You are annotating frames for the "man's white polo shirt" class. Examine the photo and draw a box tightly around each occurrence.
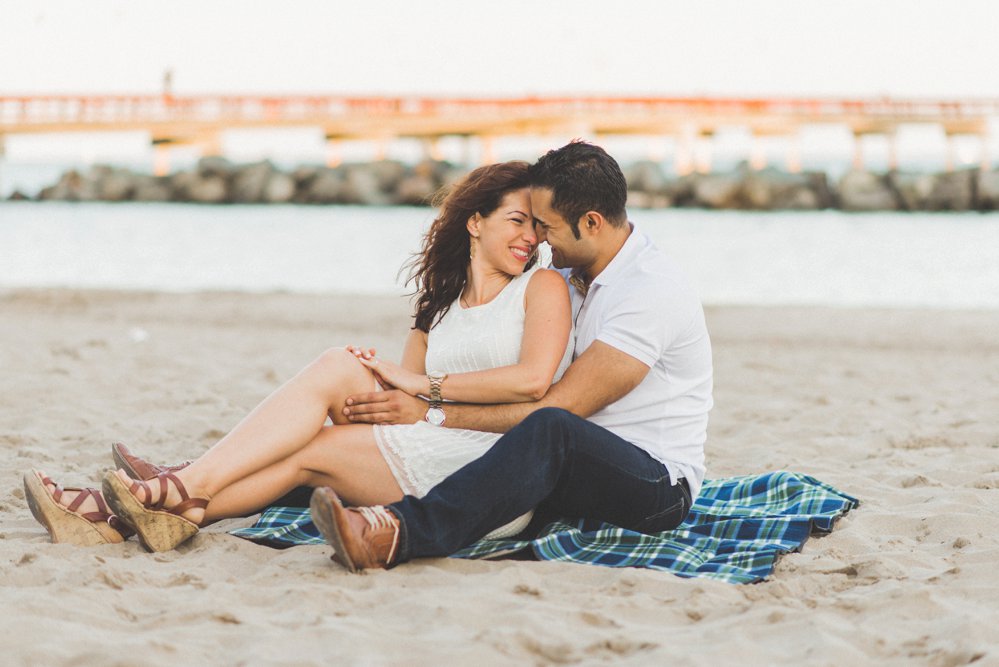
[560,224,713,498]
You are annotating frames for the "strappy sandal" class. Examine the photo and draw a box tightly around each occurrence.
[23,470,134,546]
[101,470,209,553]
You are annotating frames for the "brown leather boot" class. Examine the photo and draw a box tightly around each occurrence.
[111,441,192,481]
[309,487,400,572]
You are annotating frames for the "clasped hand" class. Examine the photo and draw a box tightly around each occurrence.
[342,345,428,425]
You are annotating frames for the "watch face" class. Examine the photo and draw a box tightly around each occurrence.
[425,407,445,426]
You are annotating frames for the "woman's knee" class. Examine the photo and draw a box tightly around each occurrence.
[311,347,361,377]
[308,348,371,401]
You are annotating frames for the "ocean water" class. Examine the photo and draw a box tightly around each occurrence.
[2,202,998,310]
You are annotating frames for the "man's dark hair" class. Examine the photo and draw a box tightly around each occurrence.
[528,140,628,239]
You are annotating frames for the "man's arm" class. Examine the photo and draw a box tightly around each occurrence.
[344,341,650,433]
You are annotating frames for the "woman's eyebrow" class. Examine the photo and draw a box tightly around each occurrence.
[507,209,529,218]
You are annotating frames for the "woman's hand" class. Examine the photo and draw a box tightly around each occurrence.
[349,347,426,397]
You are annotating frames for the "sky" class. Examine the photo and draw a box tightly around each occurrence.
[3,0,999,98]
[2,0,998,173]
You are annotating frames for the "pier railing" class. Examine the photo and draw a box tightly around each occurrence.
[3,94,999,138]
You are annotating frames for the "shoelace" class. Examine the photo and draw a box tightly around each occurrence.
[357,505,400,564]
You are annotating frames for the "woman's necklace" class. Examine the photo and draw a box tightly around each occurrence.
[462,275,512,309]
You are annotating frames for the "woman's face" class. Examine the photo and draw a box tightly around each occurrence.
[470,188,537,275]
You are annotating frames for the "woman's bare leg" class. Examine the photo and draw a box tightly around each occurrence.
[202,424,403,522]
[114,347,380,521]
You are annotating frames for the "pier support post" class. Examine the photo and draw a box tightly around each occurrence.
[479,135,496,165]
[325,138,342,168]
[0,134,5,195]
[153,143,172,177]
[694,132,713,174]
[646,135,668,163]
[673,124,696,176]
[887,132,899,171]
[750,135,767,171]
[852,133,865,171]
[979,130,992,171]
[374,134,392,162]
[786,133,802,173]
[195,133,223,159]
[423,137,443,162]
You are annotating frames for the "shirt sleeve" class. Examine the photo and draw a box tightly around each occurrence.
[595,287,673,368]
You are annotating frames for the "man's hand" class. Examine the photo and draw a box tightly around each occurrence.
[343,389,427,425]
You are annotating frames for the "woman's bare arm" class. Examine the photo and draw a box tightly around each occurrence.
[357,270,571,403]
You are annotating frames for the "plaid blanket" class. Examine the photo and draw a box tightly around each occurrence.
[230,471,858,584]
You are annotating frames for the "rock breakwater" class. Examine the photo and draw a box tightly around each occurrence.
[12,158,999,212]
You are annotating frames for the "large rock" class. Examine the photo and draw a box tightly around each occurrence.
[93,166,136,201]
[169,171,197,201]
[439,166,470,191]
[838,171,897,211]
[888,171,937,211]
[7,190,29,201]
[186,174,228,203]
[339,165,390,205]
[805,172,836,209]
[38,170,99,201]
[231,161,276,203]
[924,169,975,211]
[368,160,408,193]
[412,159,453,186]
[623,160,669,194]
[394,173,437,205]
[196,156,234,179]
[976,169,999,210]
[262,172,296,203]
[131,175,172,202]
[662,175,696,207]
[691,173,743,209]
[626,190,653,209]
[741,168,823,210]
[302,168,343,203]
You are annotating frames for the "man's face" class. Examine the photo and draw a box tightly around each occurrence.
[530,187,591,270]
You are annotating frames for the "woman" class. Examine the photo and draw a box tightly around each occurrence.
[25,161,574,552]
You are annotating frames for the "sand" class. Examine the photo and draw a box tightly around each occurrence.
[1,288,997,666]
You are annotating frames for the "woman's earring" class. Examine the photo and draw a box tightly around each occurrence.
[469,237,477,259]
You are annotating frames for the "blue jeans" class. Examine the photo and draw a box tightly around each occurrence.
[388,407,692,563]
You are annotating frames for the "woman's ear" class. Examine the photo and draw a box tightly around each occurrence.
[466,212,481,237]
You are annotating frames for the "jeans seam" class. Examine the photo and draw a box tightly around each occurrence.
[571,444,671,486]
[387,505,409,565]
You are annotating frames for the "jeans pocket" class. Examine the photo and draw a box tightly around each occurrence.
[632,485,689,535]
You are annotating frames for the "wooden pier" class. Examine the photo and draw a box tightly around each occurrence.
[2,93,997,173]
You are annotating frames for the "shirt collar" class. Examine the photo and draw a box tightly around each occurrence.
[571,222,641,295]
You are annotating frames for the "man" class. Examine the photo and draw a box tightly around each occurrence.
[311,141,713,572]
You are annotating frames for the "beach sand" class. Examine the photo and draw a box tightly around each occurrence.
[1,289,997,666]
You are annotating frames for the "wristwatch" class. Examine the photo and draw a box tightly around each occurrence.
[425,370,448,426]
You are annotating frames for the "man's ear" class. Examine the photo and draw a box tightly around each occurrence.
[582,211,605,234]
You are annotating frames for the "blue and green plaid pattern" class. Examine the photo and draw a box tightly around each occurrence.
[230,471,858,584]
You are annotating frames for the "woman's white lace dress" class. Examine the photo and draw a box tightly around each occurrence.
[373,266,573,538]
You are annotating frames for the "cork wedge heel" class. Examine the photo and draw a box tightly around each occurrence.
[24,470,130,546]
[102,470,208,552]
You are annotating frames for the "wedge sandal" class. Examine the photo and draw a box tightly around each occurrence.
[102,471,208,552]
[24,470,133,546]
